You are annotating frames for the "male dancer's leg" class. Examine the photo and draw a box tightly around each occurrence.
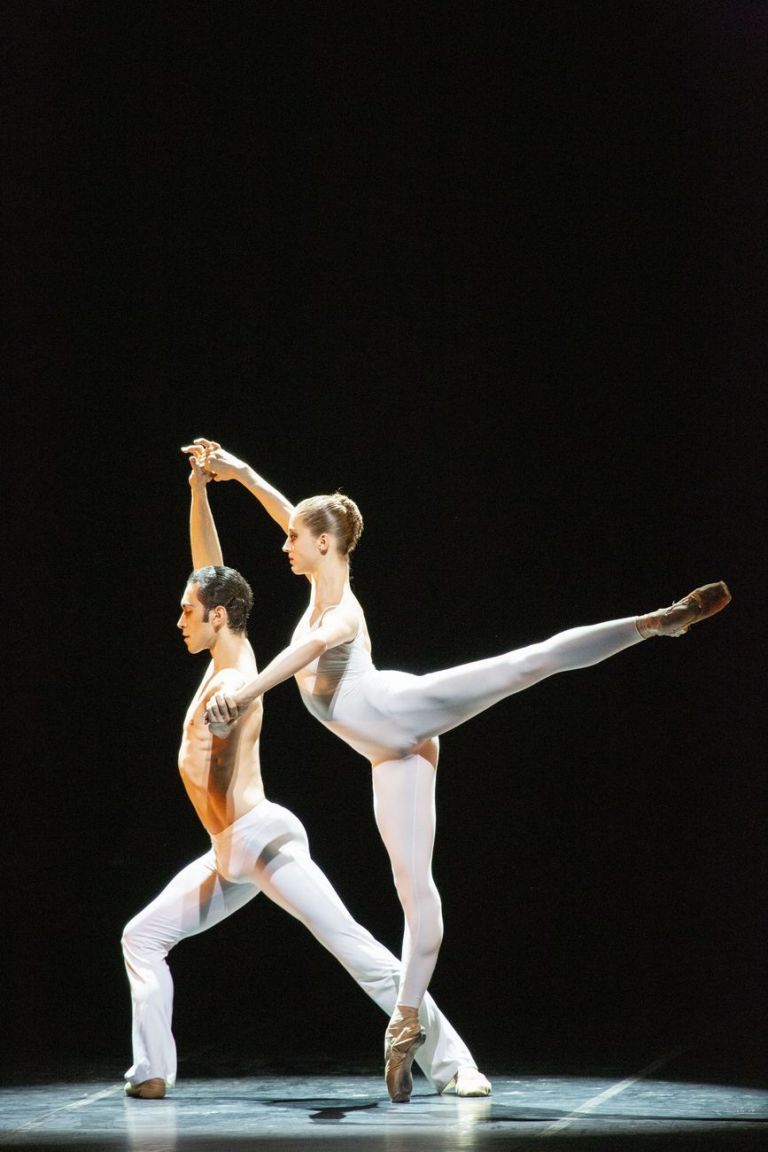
[122,851,258,1088]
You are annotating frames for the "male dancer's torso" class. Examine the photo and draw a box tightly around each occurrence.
[178,642,266,835]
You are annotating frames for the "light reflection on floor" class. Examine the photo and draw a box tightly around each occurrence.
[1,1065,766,1150]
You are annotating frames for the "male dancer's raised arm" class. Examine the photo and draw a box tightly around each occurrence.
[186,450,223,568]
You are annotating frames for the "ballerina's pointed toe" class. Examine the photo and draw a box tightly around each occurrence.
[385,1023,426,1103]
[637,581,731,638]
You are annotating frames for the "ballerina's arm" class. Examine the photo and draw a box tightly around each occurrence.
[181,438,295,534]
[204,604,358,727]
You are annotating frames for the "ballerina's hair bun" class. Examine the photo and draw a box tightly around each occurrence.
[296,492,364,556]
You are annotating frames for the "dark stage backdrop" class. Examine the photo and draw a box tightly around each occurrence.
[4,2,765,1076]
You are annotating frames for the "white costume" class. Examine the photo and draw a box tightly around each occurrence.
[123,669,478,1093]
[292,600,645,1005]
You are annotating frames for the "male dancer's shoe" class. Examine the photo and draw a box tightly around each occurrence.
[442,1067,493,1096]
[385,1007,426,1103]
[636,581,731,638]
[124,1078,166,1099]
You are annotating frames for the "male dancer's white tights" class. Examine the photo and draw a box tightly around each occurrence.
[122,800,476,1092]
[371,617,645,1007]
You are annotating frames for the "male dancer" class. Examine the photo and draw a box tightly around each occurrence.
[121,452,490,1099]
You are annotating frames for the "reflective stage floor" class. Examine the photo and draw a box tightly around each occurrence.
[1,1046,765,1151]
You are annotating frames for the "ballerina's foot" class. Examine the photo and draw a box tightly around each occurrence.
[124,1078,166,1099]
[442,1067,493,1097]
[385,1019,426,1103]
[636,581,731,638]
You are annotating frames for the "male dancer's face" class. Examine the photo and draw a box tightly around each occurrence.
[177,582,216,655]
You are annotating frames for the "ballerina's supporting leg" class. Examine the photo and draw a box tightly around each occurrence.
[372,750,443,1007]
[372,750,441,1100]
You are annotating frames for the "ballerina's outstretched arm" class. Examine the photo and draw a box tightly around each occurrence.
[181,438,295,534]
[203,602,358,730]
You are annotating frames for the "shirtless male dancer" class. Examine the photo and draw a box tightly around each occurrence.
[121,451,491,1099]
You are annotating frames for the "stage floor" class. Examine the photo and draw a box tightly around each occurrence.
[1,1048,765,1150]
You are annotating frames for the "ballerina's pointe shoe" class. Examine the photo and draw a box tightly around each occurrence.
[385,1016,426,1103]
[636,581,732,638]
[124,1078,166,1099]
[442,1067,492,1097]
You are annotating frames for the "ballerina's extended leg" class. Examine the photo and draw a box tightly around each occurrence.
[387,582,732,746]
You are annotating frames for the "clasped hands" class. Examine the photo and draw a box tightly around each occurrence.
[181,438,245,483]
[204,691,243,737]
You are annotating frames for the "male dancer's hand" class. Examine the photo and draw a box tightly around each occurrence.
[204,691,241,732]
[207,719,236,738]
[186,450,212,490]
[181,439,246,483]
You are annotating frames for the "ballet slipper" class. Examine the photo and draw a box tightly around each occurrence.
[636,581,731,638]
[124,1078,166,1099]
[442,1066,493,1096]
[385,1007,426,1103]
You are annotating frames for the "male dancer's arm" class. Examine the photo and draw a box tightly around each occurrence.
[187,453,224,568]
[185,455,240,739]
[181,438,294,533]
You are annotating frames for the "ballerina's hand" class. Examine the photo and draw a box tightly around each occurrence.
[181,438,219,476]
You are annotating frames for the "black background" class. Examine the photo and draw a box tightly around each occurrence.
[4,1,765,1078]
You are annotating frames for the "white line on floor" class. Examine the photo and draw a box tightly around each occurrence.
[540,1047,684,1136]
[65,1085,123,1110]
[1,1084,122,1138]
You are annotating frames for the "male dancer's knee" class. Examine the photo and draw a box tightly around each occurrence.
[121,916,169,993]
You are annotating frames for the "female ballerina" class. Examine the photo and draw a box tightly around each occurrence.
[184,438,731,1103]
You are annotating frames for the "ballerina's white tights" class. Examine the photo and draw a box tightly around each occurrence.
[371,616,644,1007]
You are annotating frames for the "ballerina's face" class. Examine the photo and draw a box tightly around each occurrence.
[282,515,326,576]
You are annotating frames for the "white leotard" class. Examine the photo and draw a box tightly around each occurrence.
[291,604,436,762]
